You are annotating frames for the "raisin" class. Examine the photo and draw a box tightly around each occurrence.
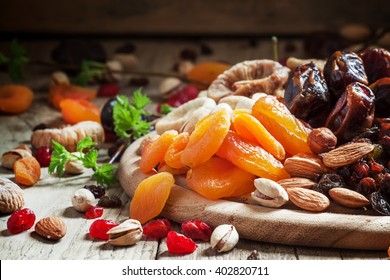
[166,231,197,254]
[7,208,36,234]
[247,250,259,260]
[181,220,213,242]
[32,123,47,131]
[180,49,197,62]
[84,185,106,199]
[89,219,118,240]
[97,195,122,208]
[314,173,346,195]
[129,77,149,87]
[142,219,172,239]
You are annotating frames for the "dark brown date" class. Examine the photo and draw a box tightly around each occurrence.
[325,82,375,142]
[369,77,390,118]
[323,51,368,99]
[97,195,122,208]
[359,47,390,84]
[284,62,330,121]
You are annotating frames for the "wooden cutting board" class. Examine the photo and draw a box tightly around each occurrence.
[117,133,390,250]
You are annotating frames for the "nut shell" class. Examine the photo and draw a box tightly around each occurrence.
[0,178,24,213]
[35,217,67,240]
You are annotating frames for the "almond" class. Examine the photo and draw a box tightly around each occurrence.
[277,177,317,189]
[0,178,24,213]
[35,217,67,240]
[328,187,370,208]
[286,187,330,212]
[322,142,375,168]
[284,153,329,180]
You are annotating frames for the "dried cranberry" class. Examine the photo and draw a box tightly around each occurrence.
[85,206,104,219]
[97,83,121,97]
[97,195,122,208]
[7,208,36,234]
[143,219,172,239]
[84,185,106,198]
[181,219,213,242]
[370,160,385,173]
[89,219,118,240]
[34,146,51,167]
[157,85,199,113]
[355,177,378,197]
[351,160,370,179]
[166,231,197,254]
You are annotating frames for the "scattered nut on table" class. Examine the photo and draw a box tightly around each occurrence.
[1,148,32,170]
[64,152,85,174]
[35,217,67,240]
[107,219,143,246]
[71,188,95,212]
[251,178,289,208]
[210,224,239,253]
[0,177,25,213]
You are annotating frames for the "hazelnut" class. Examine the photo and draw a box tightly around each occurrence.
[307,127,337,154]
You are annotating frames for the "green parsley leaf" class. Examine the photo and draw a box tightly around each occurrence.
[48,140,71,177]
[132,88,151,110]
[74,60,106,86]
[160,103,174,115]
[93,163,117,186]
[82,149,98,169]
[76,135,96,153]
[0,39,29,82]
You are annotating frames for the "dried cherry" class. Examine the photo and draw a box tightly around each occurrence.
[7,208,36,234]
[84,184,106,198]
[323,51,368,99]
[359,47,390,84]
[356,177,378,197]
[97,195,122,208]
[34,146,52,167]
[284,62,330,121]
[166,231,197,255]
[181,219,213,242]
[85,206,104,219]
[89,219,118,240]
[142,219,172,239]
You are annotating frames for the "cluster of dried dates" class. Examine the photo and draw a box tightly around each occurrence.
[284,47,390,215]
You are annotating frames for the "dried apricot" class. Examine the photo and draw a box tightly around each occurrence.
[49,83,97,110]
[14,157,41,186]
[130,172,175,224]
[140,130,178,173]
[233,113,285,160]
[216,131,290,181]
[0,85,34,114]
[186,62,231,90]
[186,157,255,200]
[164,132,190,169]
[181,109,230,168]
[60,98,101,124]
[252,95,311,155]
[157,163,188,175]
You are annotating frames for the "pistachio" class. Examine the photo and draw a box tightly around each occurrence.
[251,178,288,208]
[64,152,85,174]
[1,149,32,170]
[210,224,239,253]
[107,219,143,246]
[71,188,95,212]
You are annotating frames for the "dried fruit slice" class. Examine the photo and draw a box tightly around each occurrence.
[166,231,197,254]
[0,85,34,114]
[60,98,101,124]
[164,132,190,169]
[252,95,311,155]
[139,130,178,173]
[181,109,230,168]
[186,62,231,90]
[186,156,255,200]
[130,172,175,224]
[14,157,41,186]
[233,112,285,160]
[216,131,290,181]
[49,83,97,110]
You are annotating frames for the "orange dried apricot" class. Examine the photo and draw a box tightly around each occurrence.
[186,157,255,200]
[181,109,230,168]
[164,132,190,169]
[157,163,188,175]
[216,131,290,181]
[233,113,285,160]
[0,85,34,114]
[59,98,101,124]
[186,62,231,90]
[252,95,311,155]
[49,83,97,110]
[140,130,178,173]
[130,172,175,224]
[14,157,41,186]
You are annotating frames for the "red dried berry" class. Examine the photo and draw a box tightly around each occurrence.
[89,219,118,240]
[97,83,121,97]
[85,206,104,219]
[166,231,197,255]
[181,219,213,242]
[7,208,36,234]
[34,146,51,167]
[142,219,171,239]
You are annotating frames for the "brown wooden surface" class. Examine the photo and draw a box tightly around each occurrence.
[0,39,388,260]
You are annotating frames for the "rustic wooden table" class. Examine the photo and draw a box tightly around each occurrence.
[0,39,388,260]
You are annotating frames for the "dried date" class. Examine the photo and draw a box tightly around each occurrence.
[359,47,390,84]
[369,77,390,118]
[284,62,330,121]
[97,195,122,208]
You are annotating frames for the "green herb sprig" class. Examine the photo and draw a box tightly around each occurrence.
[48,136,117,186]
[113,89,152,139]
[0,39,29,82]
[74,60,106,86]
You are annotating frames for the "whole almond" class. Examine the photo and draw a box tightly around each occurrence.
[287,187,330,212]
[35,217,67,240]
[284,153,329,180]
[322,142,374,168]
[328,187,370,208]
[277,177,317,189]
